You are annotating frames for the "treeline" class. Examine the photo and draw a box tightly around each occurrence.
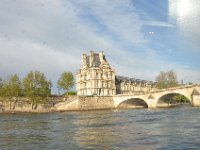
[155,70,190,103]
[155,70,194,89]
[0,71,75,107]
[155,70,178,89]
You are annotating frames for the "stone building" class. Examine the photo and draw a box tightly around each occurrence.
[76,51,116,96]
[76,51,156,96]
[115,76,156,94]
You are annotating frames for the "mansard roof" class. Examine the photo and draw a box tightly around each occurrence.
[86,52,109,68]
[116,75,156,85]
[86,53,100,67]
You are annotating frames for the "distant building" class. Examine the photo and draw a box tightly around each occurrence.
[76,51,156,96]
[115,76,156,94]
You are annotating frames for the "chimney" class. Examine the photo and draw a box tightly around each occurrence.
[90,51,94,67]
[99,51,104,63]
[82,53,87,66]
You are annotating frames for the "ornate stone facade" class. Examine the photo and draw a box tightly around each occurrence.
[76,51,116,96]
[76,51,156,96]
[116,76,156,94]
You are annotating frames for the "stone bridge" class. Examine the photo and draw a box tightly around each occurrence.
[113,85,200,108]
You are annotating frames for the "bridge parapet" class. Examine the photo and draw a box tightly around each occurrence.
[115,85,200,97]
[113,85,200,108]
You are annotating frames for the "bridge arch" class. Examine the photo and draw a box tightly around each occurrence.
[156,92,191,107]
[117,98,148,109]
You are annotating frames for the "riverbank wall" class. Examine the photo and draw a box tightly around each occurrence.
[52,96,114,111]
[0,96,114,113]
[1,95,195,113]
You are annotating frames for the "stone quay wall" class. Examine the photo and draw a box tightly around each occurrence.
[0,96,115,113]
[52,96,114,111]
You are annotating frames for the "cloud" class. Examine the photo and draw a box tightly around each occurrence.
[0,37,80,79]
[70,0,146,45]
[0,0,199,93]
[143,20,174,28]
[0,0,146,90]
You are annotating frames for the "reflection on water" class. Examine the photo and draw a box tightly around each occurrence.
[1,106,200,149]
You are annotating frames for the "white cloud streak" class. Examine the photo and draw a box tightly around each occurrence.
[143,20,174,28]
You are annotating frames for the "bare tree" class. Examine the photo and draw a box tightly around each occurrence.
[156,70,178,89]
[156,71,167,89]
[166,70,177,88]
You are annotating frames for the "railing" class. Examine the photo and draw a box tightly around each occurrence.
[115,84,200,97]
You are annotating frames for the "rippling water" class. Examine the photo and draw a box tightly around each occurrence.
[1,106,200,150]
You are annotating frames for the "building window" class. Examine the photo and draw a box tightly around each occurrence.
[84,74,87,80]
[80,75,82,80]
[94,81,98,88]
[104,72,108,79]
[96,72,98,78]
[106,72,108,78]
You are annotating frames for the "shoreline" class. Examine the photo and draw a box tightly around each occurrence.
[0,107,116,114]
[0,104,192,114]
[0,96,115,113]
[0,96,194,114]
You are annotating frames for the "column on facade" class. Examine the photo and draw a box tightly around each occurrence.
[89,51,94,67]
[108,72,111,80]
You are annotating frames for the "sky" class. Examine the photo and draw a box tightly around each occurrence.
[0,0,200,94]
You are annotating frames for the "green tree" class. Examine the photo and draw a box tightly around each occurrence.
[188,82,193,85]
[0,77,2,86]
[172,94,189,103]
[66,91,77,95]
[23,71,51,109]
[0,77,3,96]
[1,74,21,109]
[156,70,178,89]
[57,72,74,95]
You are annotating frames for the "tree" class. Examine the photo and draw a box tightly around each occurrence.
[57,72,74,95]
[9,74,21,98]
[0,77,2,86]
[167,70,177,87]
[0,77,3,96]
[1,74,21,109]
[66,91,77,95]
[156,71,167,89]
[172,94,189,103]
[188,82,193,85]
[23,71,51,109]
[156,70,178,89]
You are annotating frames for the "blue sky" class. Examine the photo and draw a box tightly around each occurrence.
[0,0,200,93]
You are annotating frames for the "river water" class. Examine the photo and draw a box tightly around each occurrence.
[1,106,200,150]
